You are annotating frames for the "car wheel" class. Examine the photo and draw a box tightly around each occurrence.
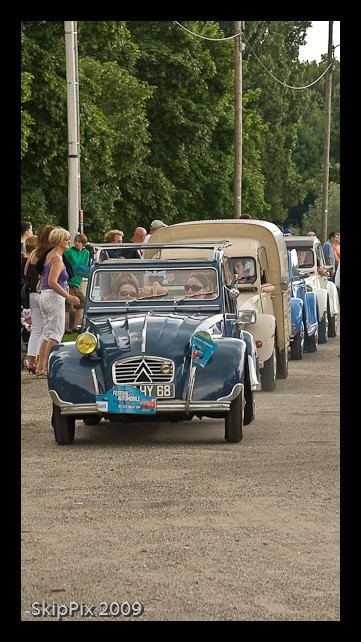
[304,325,318,353]
[327,310,337,338]
[52,404,75,445]
[261,345,276,391]
[318,312,328,344]
[83,416,101,426]
[225,390,243,443]
[243,388,255,425]
[276,346,288,379]
[290,322,304,360]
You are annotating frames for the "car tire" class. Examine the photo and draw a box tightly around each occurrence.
[225,390,243,443]
[83,416,101,426]
[52,404,75,445]
[290,322,304,360]
[327,309,337,338]
[304,326,318,353]
[318,312,328,344]
[261,345,276,392]
[243,387,255,425]
[276,346,288,379]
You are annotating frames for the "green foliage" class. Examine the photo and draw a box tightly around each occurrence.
[21,72,34,158]
[21,20,340,239]
[301,182,340,236]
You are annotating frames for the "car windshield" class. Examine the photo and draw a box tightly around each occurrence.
[90,267,219,302]
[295,249,314,268]
[232,257,257,284]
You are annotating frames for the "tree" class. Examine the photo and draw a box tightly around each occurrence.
[301,181,340,236]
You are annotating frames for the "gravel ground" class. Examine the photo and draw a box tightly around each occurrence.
[21,329,340,622]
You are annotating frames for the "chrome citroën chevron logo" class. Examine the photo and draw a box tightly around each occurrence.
[133,360,154,383]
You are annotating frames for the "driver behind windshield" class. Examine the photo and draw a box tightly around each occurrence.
[184,272,214,299]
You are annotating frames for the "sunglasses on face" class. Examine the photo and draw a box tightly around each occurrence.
[119,290,137,298]
[184,284,203,292]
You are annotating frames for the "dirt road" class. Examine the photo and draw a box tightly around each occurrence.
[21,332,340,621]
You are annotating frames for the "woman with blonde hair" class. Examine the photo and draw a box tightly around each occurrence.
[35,228,80,377]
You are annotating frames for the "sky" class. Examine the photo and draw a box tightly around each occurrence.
[299,21,340,62]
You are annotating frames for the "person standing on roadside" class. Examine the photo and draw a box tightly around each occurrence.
[332,233,340,272]
[21,235,38,371]
[104,229,124,258]
[131,226,147,244]
[21,220,33,255]
[23,225,55,373]
[130,226,147,257]
[335,261,340,302]
[144,220,168,243]
[36,228,80,377]
[323,232,337,280]
[63,233,90,332]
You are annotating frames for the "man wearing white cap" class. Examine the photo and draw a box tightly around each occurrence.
[144,219,168,243]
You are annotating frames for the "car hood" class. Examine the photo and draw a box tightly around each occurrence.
[88,312,211,361]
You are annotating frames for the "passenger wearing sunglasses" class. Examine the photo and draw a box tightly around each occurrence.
[184,272,213,299]
[104,272,168,301]
[118,286,138,300]
[114,274,140,300]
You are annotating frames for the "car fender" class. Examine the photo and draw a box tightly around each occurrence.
[313,287,328,318]
[241,329,260,387]
[326,280,340,317]
[192,337,247,400]
[290,297,303,334]
[304,290,319,329]
[247,313,276,367]
[48,342,103,405]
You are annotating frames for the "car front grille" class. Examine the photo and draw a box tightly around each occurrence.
[113,356,174,385]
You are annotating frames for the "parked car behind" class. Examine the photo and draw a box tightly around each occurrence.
[284,236,339,342]
[288,249,319,359]
[48,242,259,445]
[150,219,292,392]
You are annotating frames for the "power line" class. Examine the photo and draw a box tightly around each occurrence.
[173,21,240,41]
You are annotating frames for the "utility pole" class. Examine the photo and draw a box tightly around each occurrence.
[64,21,81,241]
[73,22,83,235]
[320,21,333,244]
[234,21,243,218]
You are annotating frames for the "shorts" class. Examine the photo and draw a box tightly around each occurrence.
[66,285,85,311]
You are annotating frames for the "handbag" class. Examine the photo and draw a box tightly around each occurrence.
[21,278,30,309]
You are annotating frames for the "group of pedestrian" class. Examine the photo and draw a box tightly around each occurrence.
[21,225,81,376]
[21,219,169,375]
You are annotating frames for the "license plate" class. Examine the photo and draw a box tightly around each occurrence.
[135,384,175,398]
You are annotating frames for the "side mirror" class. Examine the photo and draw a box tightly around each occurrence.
[238,309,257,325]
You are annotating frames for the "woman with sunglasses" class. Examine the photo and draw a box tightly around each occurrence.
[184,272,213,299]
[115,274,140,300]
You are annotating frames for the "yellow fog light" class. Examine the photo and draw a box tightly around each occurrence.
[76,332,97,355]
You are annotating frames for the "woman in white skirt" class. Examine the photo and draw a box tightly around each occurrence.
[36,228,80,377]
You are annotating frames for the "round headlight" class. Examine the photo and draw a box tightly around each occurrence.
[76,332,97,355]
